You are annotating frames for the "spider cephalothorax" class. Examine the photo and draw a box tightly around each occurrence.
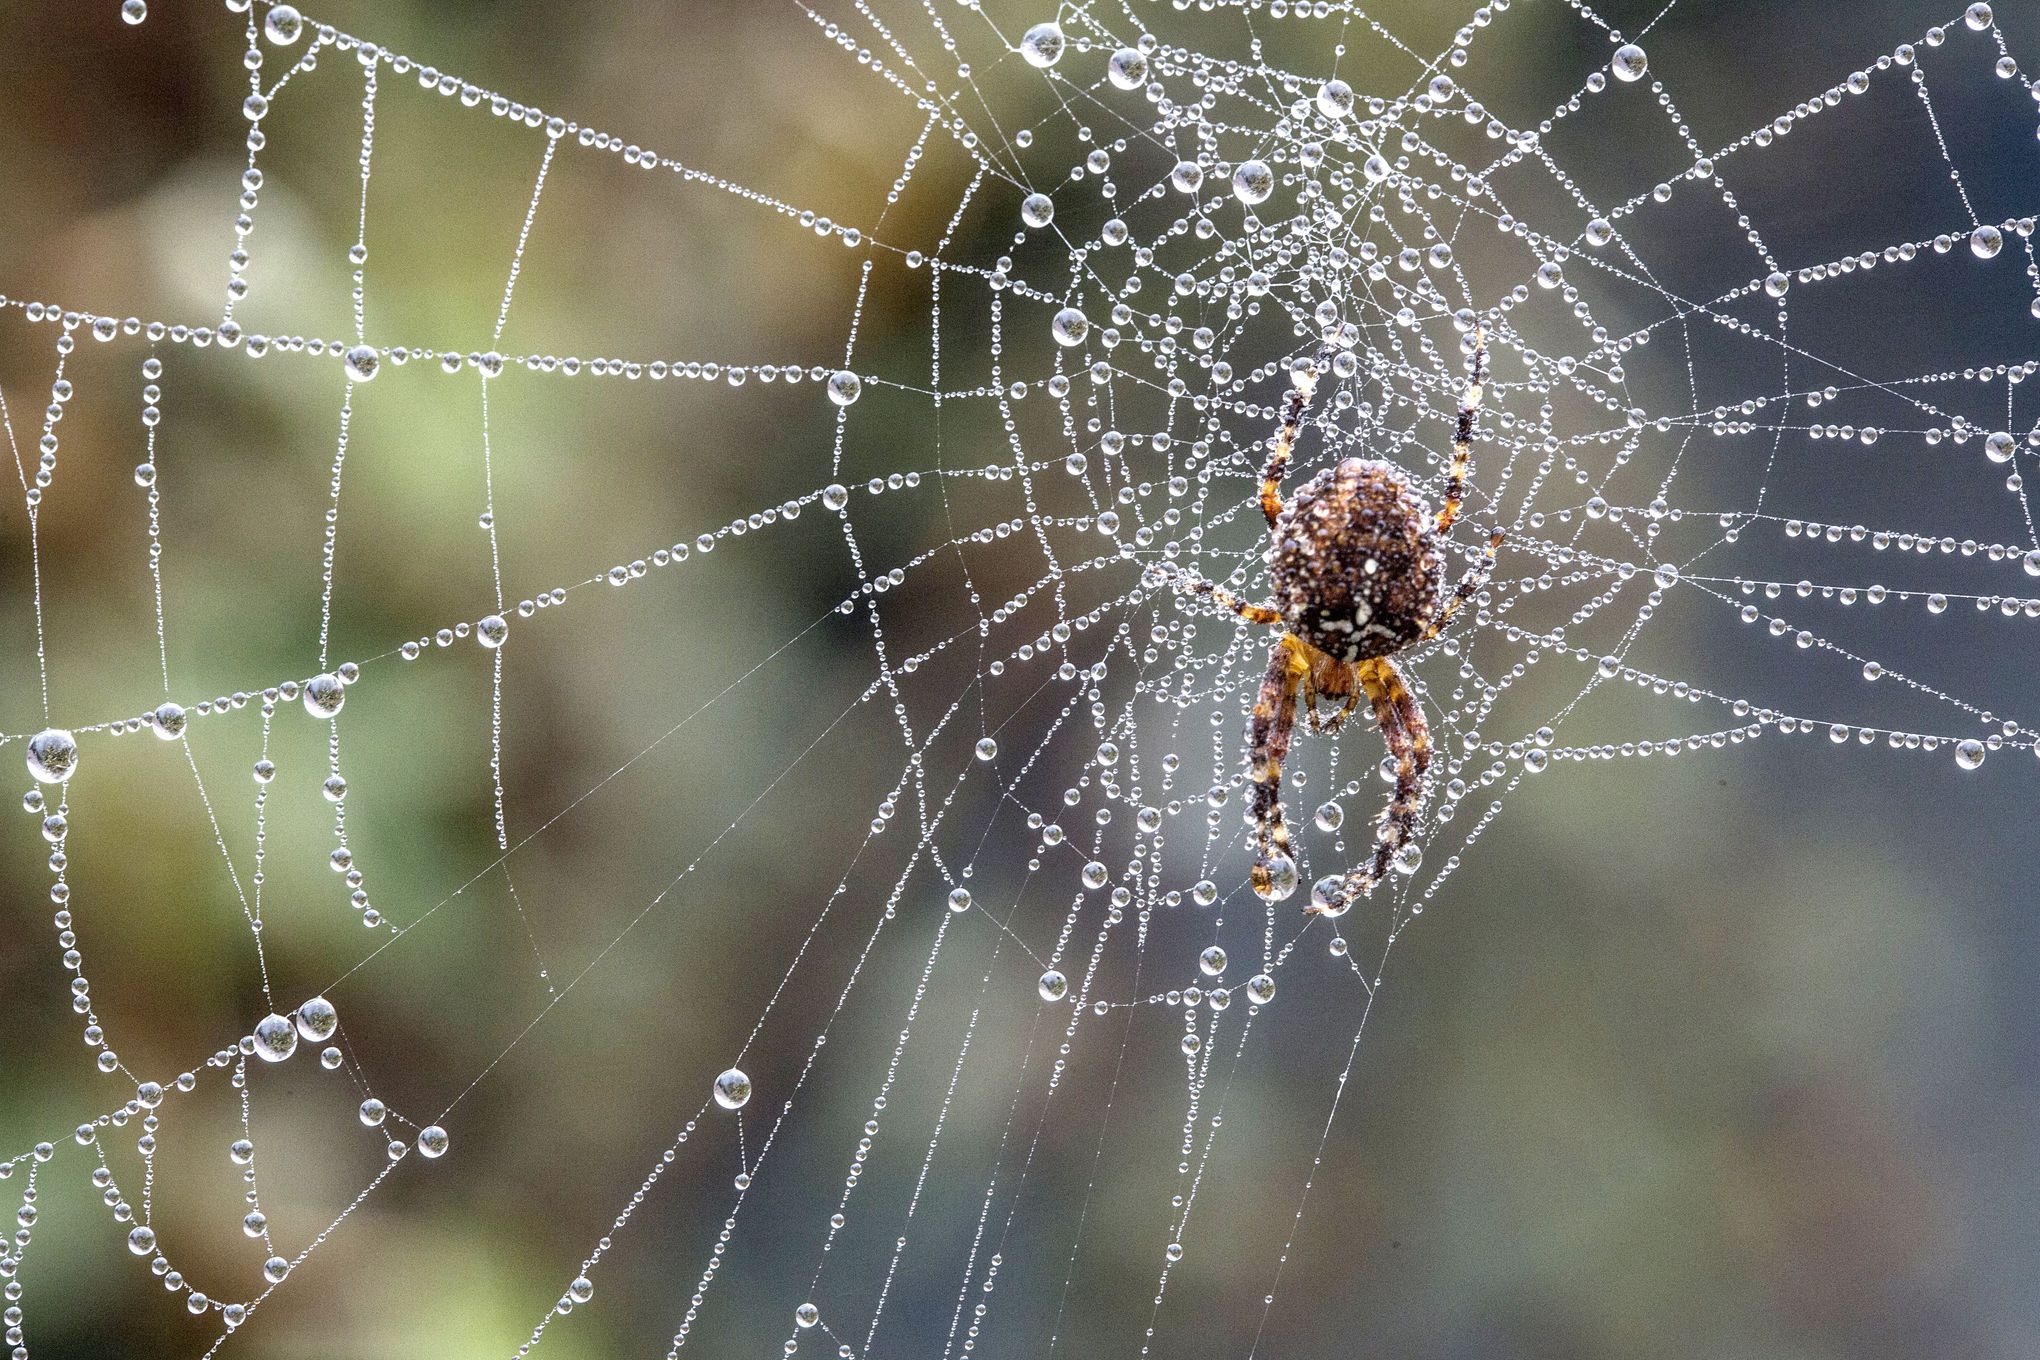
[1170,337,1501,914]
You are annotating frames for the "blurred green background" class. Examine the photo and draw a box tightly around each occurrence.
[1,1,2038,1357]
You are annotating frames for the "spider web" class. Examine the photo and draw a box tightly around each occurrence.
[2,0,2037,1354]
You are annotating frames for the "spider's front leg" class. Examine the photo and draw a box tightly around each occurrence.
[1306,656,1430,914]
[1246,634,1311,901]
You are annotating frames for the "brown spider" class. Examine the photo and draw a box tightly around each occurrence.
[1169,336,1501,914]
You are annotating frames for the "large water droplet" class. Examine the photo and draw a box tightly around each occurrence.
[713,1068,752,1110]
[303,672,346,719]
[252,1014,298,1063]
[26,728,78,784]
[1255,854,1299,902]
[1018,22,1064,68]
[263,4,302,44]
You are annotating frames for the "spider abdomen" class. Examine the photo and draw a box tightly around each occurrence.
[1269,457,1442,663]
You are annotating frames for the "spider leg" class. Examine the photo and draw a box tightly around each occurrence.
[1421,530,1504,641]
[1247,634,1311,899]
[1261,347,1334,528]
[1435,325,1487,535]
[1306,656,1430,914]
[1157,567,1283,627]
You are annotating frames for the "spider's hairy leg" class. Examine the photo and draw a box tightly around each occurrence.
[1306,656,1430,914]
[1260,346,1334,528]
[1436,325,1487,535]
[1157,567,1282,626]
[1247,634,1311,900]
[1422,529,1504,641]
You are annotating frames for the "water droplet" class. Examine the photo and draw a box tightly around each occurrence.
[1021,193,1055,229]
[1051,307,1089,347]
[1308,874,1349,916]
[1018,22,1064,68]
[1584,218,1614,247]
[294,996,338,1042]
[1955,739,1986,770]
[343,345,380,382]
[1313,801,1343,832]
[948,887,972,913]
[795,1303,820,1329]
[252,1014,298,1063]
[1315,79,1354,120]
[1967,3,1994,30]
[415,1125,450,1158]
[1611,44,1649,82]
[149,702,186,740]
[127,1225,156,1255]
[303,672,346,719]
[1231,160,1274,205]
[1107,48,1148,91]
[827,370,861,406]
[1255,854,1299,902]
[26,728,78,784]
[120,0,147,24]
[1081,860,1109,889]
[714,1068,752,1110]
[1199,946,1227,976]
[1245,973,1276,1006]
[359,1098,386,1126]
[1037,969,1067,1001]
[975,737,999,761]
[477,614,510,648]
[262,4,302,44]
[1972,225,2004,259]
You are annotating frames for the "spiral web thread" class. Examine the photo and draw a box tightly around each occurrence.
[2,0,2038,1354]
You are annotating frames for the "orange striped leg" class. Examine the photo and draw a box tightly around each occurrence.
[1437,326,1486,534]
[1307,656,1430,913]
[1247,635,1310,900]
[1260,349,1332,528]
[1423,530,1503,641]
[1161,568,1282,627]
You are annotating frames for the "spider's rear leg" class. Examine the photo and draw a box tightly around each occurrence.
[1422,530,1504,641]
[1247,635,1311,901]
[1305,656,1430,914]
[1435,326,1487,535]
[1157,567,1282,627]
[1260,348,1333,527]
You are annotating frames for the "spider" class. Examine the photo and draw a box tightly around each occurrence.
[1167,335,1501,914]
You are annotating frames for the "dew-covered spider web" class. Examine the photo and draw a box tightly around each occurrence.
[3,0,2040,1354]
